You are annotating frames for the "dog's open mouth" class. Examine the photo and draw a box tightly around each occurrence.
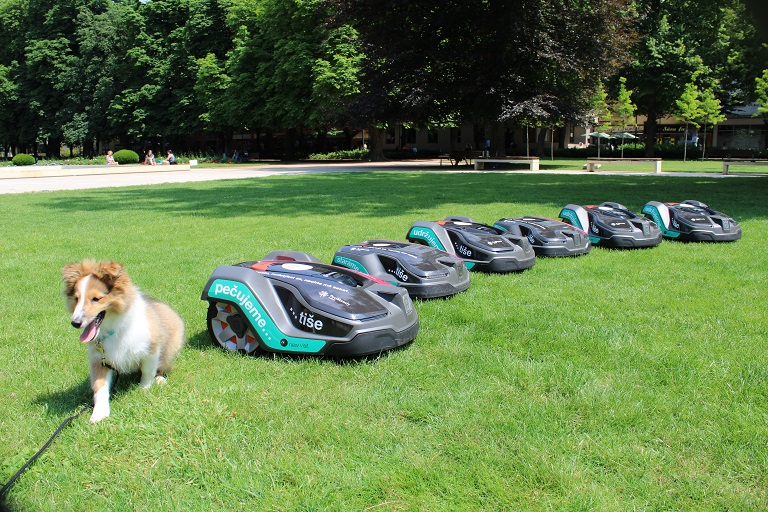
[80,311,106,343]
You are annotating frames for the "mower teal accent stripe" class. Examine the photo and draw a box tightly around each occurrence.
[588,235,601,244]
[641,205,680,238]
[464,262,476,270]
[208,279,326,353]
[559,209,583,230]
[492,223,507,231]
[332,255,368,274]
[407,227,446,251]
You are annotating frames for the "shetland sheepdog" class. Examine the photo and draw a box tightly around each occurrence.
[62,260,185,423]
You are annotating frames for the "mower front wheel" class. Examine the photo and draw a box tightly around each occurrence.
[206,301,262,355]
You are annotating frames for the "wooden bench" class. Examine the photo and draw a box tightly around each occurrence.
[722,159,768,175]
[586,158,662,173]
[474,156,540,171]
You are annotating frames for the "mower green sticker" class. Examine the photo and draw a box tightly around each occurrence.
[208,279,327,353]
[332,255,368,274]
[408,227,446,251]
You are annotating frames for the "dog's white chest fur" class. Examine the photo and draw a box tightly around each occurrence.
[91,295,153,373]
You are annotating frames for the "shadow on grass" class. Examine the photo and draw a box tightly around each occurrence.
[33,375,142,417]
[40,172,768,221]
[189,326,412,364]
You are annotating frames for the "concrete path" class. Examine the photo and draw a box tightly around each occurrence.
[0,159,759,195]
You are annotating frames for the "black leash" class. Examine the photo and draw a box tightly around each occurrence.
[0,404,92,500]
[1,371,119,502]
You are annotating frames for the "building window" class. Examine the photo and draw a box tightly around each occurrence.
[427,129,438,144]
[404,128,416,144]
[717,125,766,149]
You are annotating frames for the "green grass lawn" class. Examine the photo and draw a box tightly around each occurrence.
[1,172,767,510]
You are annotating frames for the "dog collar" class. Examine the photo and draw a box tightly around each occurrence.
[95,330,115,343]
[93,333,117,371]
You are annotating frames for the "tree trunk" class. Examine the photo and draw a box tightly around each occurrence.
[367,126,387,161]
[644,116,657,157]
[284,127,297,160]
[486,121,506,157]
[536,128,547,157]
[316,130,327,154]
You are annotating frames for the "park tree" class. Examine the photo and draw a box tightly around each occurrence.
[611,77,637,157]
[624,0,764,156]
[674,80,704,161]
[0,63,18,155]
[756,69,768,116]
[755,69,768,150]
[225,0,355,158]
[71,1,151,156]
[332,0,633,160]
[698,86,726,158]
[587,83,612,158]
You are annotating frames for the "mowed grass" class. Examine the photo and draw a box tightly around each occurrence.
[0,171,767,511]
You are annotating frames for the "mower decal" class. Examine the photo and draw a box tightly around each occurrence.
[208,279,326,353]
[641,205,680,238]
[408,227,446,251]
[332,255,369,274]
[559,209,583,230]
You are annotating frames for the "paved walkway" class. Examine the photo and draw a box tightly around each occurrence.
[0,159,759,195]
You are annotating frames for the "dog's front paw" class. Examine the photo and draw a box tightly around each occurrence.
[90,404,110,423]
[155,375,167,385]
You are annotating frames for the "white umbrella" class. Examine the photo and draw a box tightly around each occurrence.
[587,132,611,158]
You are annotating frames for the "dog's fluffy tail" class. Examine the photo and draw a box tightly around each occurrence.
[146,298,185,375]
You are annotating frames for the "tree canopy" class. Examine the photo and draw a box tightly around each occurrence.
[0,0,762,158]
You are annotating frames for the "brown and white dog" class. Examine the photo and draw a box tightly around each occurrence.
[62,260,185,423]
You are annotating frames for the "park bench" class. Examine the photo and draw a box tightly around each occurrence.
[722,159,768,175]
[585,157,662,173]
[439,150,483,166]
[474,156,540,171]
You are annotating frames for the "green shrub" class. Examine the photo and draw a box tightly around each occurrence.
[11,153,35,166]
[113,149,140,164]
[308,149,369,160]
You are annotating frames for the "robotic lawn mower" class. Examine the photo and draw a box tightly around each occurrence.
[493,216,592,257]
[201,251,419,357]
[641,200,741,242]
[331,240,471,299]
[406,216,536,272]
[558,202,662,248]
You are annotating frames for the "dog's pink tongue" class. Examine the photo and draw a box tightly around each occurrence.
[80,321,99,343]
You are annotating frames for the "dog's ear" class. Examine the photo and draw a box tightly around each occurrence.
[62,262,85,296]
[96,261,124,287]
[62,263,82,283]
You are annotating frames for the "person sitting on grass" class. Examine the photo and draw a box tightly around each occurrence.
[144,150,156,165]
[162,149,177,165]
[105,150,119,165]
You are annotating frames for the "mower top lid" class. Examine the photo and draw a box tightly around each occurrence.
[341,240,461,275]
[437,217,521,252]
[235,259,394,321]
[673,200,736,225]
[495,216,588,238]
[585,202,649,230]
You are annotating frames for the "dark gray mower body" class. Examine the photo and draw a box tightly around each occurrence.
[493,216,592,257]
[332,240,470,299]
[559,202,662,249]
[641,200,741,242]
[405,217,535,272]
[201,251,418,357]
